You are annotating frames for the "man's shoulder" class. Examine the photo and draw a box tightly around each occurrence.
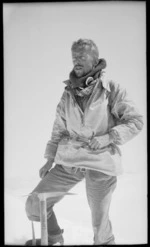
[101,77,124,94]
[61,79,71,92]
[60,80,72,100]
[63,79,70,87]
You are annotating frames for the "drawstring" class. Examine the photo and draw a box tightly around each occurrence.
[80,168,86,172]
[71,167,78,173]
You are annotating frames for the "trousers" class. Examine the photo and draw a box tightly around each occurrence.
[25,164,117,245]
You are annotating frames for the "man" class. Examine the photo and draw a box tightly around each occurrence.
[25,39,143,245]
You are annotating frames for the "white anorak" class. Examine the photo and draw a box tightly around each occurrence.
[44,78,143,176]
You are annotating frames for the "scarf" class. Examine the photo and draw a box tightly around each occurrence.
[68,58,106,97]
[74,78,97,97]
[69,58,106,89]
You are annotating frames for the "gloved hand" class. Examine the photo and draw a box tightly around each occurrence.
[88,134,112,150]
[39,159,53,179]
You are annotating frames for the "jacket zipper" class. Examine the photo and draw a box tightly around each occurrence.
[69,79,100,126]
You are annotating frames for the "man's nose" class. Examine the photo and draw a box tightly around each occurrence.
[74,59,81,66]
[74,60,78,66]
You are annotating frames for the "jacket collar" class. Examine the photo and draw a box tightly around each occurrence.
[63,76,111,93]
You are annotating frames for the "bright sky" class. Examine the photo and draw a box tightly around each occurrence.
[4,2,146,179]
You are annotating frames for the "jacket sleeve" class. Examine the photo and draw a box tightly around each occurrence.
[108,81,144,145]
[44,91,67,161]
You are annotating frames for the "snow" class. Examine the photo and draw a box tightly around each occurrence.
[5,171,147,245]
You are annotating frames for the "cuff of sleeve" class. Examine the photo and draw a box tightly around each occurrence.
[96,133,112,147]
[44,141,58,160]
[108,129,121,144]
[44,156,54,162]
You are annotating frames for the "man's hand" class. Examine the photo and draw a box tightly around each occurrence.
[39,159,53,179]
[88,134,112,150]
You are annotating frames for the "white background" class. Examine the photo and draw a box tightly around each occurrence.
[4,2,147,245]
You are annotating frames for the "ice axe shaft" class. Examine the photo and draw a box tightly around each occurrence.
[31,221,36,245]
[38,193,48,245]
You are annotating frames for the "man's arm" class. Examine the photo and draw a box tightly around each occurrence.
[108,81,143,145]
[39,91,67,178]
[89,81,143,150]
[44,91,67,161]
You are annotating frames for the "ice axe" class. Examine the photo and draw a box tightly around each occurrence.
[25,191,77,246]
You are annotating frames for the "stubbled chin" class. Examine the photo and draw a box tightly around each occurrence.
[74,70,83,78]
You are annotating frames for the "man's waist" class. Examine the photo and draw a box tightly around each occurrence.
[61,133,93,144]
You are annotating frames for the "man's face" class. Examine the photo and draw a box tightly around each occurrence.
[72,49,95,78]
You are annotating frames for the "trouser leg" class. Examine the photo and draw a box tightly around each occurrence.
[85,170,117,245]
[25,164,84,237]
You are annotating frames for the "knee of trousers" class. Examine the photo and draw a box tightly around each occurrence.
[25,194,53,222]
[25,194,41,222]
